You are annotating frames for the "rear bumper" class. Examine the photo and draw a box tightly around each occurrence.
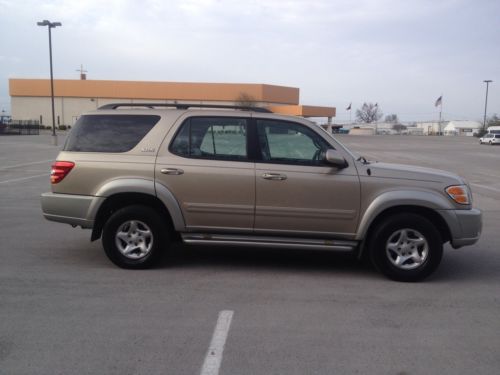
[438,208,482,248]
[41,192,104,228]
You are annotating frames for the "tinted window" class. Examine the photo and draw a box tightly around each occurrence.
[64,115,160,152]
[170,117,248,160]
[257,119,330,165]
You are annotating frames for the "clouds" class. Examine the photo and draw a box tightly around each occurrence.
[0,0,499,121]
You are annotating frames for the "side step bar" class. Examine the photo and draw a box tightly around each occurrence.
[181,233,358,252]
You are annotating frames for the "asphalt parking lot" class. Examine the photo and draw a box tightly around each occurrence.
[1,132,499,374]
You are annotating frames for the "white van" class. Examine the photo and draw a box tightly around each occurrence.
[487,126,500,135]
[479,133,500,145]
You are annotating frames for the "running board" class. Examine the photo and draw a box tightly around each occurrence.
[181,233,358,252]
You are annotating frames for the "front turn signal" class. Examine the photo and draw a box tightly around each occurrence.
[445,185,470,205]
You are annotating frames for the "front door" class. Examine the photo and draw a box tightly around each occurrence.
[254,119,360,238]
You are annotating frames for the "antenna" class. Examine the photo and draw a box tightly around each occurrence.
[76,64,88,80]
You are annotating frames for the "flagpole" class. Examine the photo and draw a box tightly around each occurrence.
[435,95,443,135]
[346,102,352,125]
[439,98,443,135]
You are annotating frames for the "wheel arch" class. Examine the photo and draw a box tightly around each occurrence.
[358,205,452,259]
[91,192,182,242]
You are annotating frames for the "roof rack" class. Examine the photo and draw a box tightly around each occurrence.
[98,103,272,113]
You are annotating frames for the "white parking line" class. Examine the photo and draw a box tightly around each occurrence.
[0,159,53,170]
[200,310,234,375]
[0,173,48,185]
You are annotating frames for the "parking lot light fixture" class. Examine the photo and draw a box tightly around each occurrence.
[483,80,493,133]
[37,20,62,146]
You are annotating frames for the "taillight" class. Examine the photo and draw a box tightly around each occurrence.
[50,161,75,184]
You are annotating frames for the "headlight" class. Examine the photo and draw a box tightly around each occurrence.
[445,185,470,205]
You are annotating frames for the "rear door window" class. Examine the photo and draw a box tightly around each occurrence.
[170,117,248,161]
[64,115,160,152]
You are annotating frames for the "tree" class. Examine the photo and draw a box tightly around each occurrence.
[235,92,256,108]
[487,114,500,128]
[477,114,500,136]
[356,102,383,123]
[385,114,399,123]
[392,123,407,133]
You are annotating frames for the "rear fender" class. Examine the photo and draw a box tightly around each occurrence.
[91,178,185,231]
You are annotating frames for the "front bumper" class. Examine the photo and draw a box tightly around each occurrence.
[41,192,104,228]
[438,208,482,248]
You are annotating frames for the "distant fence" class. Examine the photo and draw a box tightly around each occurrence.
[0,120,40,135]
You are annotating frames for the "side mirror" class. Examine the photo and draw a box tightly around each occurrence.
[325,149,348,169]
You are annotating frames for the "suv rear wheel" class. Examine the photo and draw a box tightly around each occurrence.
[102,205,169,269]
[369,213,443,282]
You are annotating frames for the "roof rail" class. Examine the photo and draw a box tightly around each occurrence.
[98,103,272,113]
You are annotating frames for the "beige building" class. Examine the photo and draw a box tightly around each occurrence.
[9,78,335,126]
[443,120,482,136]
[414,120,482,136]
[414,121,447,135]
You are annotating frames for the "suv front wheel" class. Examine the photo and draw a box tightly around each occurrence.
[369,213,443,282]
[102,205,169,269]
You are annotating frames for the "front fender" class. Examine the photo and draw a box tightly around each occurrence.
[355,190,455,240]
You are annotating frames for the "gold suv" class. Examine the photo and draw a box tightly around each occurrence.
[41,104,482,281]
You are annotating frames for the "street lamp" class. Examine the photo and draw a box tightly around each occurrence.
[37,20,62,146]
[483,80,493,133]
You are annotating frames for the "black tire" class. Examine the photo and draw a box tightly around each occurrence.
[102,205,170,269]
[368,213,443,282]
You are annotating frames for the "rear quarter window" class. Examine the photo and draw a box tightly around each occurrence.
[64,115,160,152]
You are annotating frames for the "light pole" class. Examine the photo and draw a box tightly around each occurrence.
[483,80,493,133]
[37,20,62,145]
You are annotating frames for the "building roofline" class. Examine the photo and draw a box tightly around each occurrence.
[266,104,336,118]
[9,78,300,105]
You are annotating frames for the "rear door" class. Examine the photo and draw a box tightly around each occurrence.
[155,116,255,232]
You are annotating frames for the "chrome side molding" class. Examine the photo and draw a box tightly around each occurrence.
[181,233,358,252]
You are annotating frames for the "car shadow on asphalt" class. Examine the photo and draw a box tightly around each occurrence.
[70,239,495,283]
[159,242,378,278]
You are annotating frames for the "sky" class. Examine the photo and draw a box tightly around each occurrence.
[0,0,499,122]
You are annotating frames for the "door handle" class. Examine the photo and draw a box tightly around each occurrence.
[160,168,184,175]
[262,173,287,181]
